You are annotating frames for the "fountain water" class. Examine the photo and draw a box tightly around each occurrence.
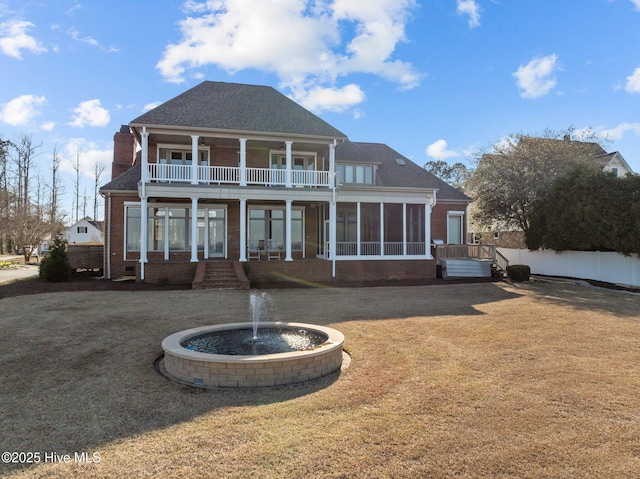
[160,290,345,388]
[249,291,272,340]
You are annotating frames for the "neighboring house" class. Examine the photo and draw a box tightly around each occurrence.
[592,151,634,177]
[517,135,635,177]
[100,81,471,285]
[469,134,635,248]
[63,217,104,245]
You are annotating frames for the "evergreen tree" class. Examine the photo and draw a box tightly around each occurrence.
[39,236,72,282]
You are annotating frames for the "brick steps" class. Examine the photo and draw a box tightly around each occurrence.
[192,261,250,290]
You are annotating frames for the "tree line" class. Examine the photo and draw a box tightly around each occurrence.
[0,133,105,261]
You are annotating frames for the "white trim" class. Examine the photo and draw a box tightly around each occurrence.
[331,255,432,261]
[285,199,293,261]
[239,199,247,261]
[190,197,198,261]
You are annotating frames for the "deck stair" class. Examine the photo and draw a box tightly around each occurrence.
[436,244,509,279]
[441,259,492,278]
[192,261,250,290]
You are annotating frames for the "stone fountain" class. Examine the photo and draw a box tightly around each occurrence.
[160,291,345,388]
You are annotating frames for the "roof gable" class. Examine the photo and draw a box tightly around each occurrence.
[336,141,470,201]
[130,81,347,139]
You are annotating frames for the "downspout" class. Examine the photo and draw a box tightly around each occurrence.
[140,127,148,281]
[330,139,337,279]
[105,192,111,279]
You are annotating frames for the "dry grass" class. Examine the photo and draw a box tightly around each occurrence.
[0,279,639,478]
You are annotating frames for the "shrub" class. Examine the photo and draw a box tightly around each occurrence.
[506,264,531,282]
[39,237,72,282]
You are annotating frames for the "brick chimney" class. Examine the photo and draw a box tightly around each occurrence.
[111,125,136,179]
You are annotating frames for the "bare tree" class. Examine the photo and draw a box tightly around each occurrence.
[82,185,88,219]
[49,146,62,225]
[467,127,609,236]
[11,135,42,212]
[93,161,105,221]
[0,138,13,253]
[72,150,81,223]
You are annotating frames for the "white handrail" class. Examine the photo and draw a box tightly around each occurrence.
[148,165,331,187]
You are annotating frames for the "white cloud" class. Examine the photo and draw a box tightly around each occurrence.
[143,102,162,112]
[513,54,558,98]
[426,139,459,160]
[600,122,640,140]
[41,121,56,131]
[0,94,47,126]
[68,27,118,52]
[456,0,480,28]
[625,67,640,93]
[68,28,98,46]
[0,19,47,59]
[156,0,420,112]
[68,99,110,128]
[632,0,640,11]
[288,83,365,113]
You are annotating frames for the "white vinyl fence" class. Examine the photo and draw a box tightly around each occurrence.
[498,248,640,288]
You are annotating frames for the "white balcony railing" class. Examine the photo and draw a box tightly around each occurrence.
[147,164,331,188]
[334,241,427,257]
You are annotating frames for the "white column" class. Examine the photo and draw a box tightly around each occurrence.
[329,141,336,189]
[140,197,148,281]
[285,141,293,188]
[402,203,407,256]
[285,199,293,261]
[190,197,198,262]
[425,201,432,258]
[239,199,247,261]
[141,128,149,186]
[330,201,337,277]
[239,138,247,186]
[191,135,199,185]
[356,202,361,257]
[380,203,385,257]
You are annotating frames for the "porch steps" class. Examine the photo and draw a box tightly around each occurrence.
[441,259,492,279]
[192,261,250,290]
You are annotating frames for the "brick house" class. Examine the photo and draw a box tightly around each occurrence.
[100,81,471,286]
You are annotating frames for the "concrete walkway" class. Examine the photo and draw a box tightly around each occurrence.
[0,264,39,284]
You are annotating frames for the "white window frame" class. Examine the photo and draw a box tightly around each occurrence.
[248,205,306,254]
[124,201,228,260]
[157,143,210,166]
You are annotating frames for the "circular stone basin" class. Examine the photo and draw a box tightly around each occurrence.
[161,322,344,388]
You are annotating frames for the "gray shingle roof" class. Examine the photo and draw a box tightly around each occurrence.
[100,162,140,192]
[517,137,607,160]
[130,81,348,139]
[335,141,471,201]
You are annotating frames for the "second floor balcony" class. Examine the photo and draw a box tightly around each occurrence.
[146,163,332,188]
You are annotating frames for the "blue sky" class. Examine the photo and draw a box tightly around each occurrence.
[1,0,640,221]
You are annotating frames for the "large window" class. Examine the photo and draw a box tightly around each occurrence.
[336,164,374,185]
[158,147,209,166]
[248,207,304,251]
[125,204,225,257]
[126,207,141,252]
[270,153,315,170]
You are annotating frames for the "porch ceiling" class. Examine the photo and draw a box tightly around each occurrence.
[145,131,330,154]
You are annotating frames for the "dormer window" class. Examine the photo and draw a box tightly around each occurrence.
[336,164,374,185]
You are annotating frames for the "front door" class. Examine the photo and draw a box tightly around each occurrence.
[207,209,226,258]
